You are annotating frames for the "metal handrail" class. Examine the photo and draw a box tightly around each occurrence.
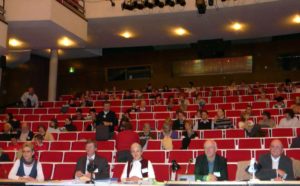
[56,0,85,19]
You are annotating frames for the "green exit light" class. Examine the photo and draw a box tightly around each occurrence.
[69,67,75,73]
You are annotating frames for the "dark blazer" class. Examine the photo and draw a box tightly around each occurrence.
[97,111,118,133]
[75,154,109,180]
[16,131,34,141]
[291,136,300,148]
[194,154,228,181]
[172,119,184,130]
[256,153,294,180]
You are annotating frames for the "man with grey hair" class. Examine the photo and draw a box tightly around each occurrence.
[194,140,228,181]
[120,143,155,182]
[255,139,294,180]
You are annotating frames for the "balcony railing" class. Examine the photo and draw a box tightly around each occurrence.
[56,0,85,19]
[0,0,5,22]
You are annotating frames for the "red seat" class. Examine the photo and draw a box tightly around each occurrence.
[78,132,95,140]
[211,97,224,104]
[97,151,113,162]
[226,110,241,117]
[225,150,252,162]
[138,113,154,120]
[264,138,289,148]
[34,108,48,114]
[155,112,172,120]
[71,141,86,150]
[40,115,56,121]
[147,140,161,150]
[48,108,61,114]
[5,108,19,114]
[285,149,300,160]
[0,163,13,179]
[172,140,182,150]
[142,151,166,163]
[39,151,63,162]
[176,163,195,176]
[227,163,237,181]
[225,129,245,138]
[241,96,254,102]
[64,151,86,162]
[203,130,223,139]
[234,102,249,110]
[252,102,268,109]
[42,163,54,180]
[153,106,167,112]
[58,132,77,141]
[54,101,66,108]
[202,104,215,111]
[215,139,235,149]
[52,163,76,180]
[24,115,40,121]
[50,142,71,150]
[111,163,125,180]
[255,149,269,161]
[217,103,233,110]
[5,151,16,161]
[97,141,115,151]
[19,108,33,114]
[153,164,170,181]
[31,122,48,132]
[296,128,300,136]
[169,150,193,163]
[238,138,261,149]
[188,139,206,149]
[226,96,239,103]
[40,102,54,108]
[272,128,294,137]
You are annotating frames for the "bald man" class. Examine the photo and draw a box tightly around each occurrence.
[194,140,228,181]
[256,139,294,180]
[120,143,155,182]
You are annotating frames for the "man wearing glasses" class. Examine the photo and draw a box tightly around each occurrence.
[256,139,294,180]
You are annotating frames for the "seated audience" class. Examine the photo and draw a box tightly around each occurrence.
[116,122,140,162]
[138,100,149,112]
[123,90,134,99]
[67,98,77,107]
[0,148,10,162]
[75,140,109,180]
[163,85,170,92]
[278,109,300,128]
[16,122,34,141]
[6,138,21,151]
[291,96,300,114]
[139,123,155,148]
[33,134,47,152]
[153,95,163,105]
[195,94,206,108]
[213,109,233,129]
[273,92,286,108]
[181,120,198,149]
[227,81,238,92]
[166,96,176,111]
[47,119,60,133]
[61,118,77,131]
[72,108,85,120]
[145,83,153,93]
[178,94,190,111]
[194,109,202,120]
[258,111,276,128]
[257,92,270,102]
[239,113,266,137]
[4,113,20,132]
[127,102,138,113]
[238,113,254,129]
[20,87,39,108]
[195,140,228,181]
[194,110,212,130]
[255,139,294,180]
[290,136,300,148]
[8,142,44,181]
[97,101,118,137]
[118,114,130,132]
[160,123,177,150]
[244,105,253,116]
[0,123,14,141]
[172,110,186,130]
[36,125,54,141]
[86,109,100,131]
[121,143,155,182]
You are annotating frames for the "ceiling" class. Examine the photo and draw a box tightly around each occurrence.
[5,0,300,62]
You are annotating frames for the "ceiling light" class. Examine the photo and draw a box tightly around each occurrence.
[292,14,300,24]
[58,37,75,47]
[195,0,206,14]
[173,27,189,36]
[119,31,133,39]
[8,38,23,47]
[230,22,244,31]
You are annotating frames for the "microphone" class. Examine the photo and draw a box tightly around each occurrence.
[246,158,261,181]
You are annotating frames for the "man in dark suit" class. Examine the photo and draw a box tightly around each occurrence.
[172,110,186,130]
[75,140,109,180]
[194,140,228,181]
[256,139,294,180]
[97,101,118,135]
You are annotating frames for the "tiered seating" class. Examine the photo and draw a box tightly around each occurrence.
[1,82,300,181]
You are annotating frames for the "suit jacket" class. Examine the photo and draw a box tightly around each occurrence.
[194,154,228,181]
[255,153,294,180]
[291,137,300,148]
[75,154,109,180]
[172,119,184,130]
[97,111,118,133]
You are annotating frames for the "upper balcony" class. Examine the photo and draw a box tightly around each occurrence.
[5,0,87,50]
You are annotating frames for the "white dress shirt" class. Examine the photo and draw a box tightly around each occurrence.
[8,159,44,181]
[121,159,155,180]
[271,156,280,169]
[278,117,300,128]
[85,154,96,173]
